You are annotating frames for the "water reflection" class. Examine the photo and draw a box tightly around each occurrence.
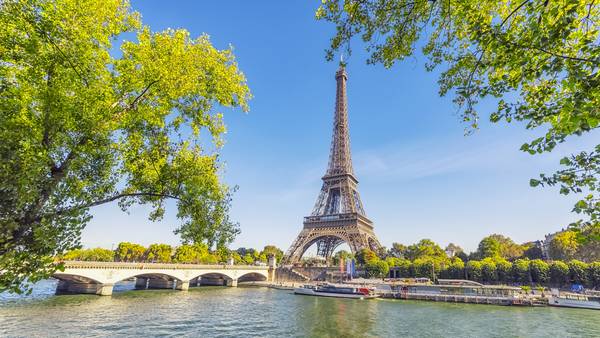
[295,295,377,337]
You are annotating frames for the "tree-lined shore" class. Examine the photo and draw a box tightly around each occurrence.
[62,232,600,289]
[60,242,283,266]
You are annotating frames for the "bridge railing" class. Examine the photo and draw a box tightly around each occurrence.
[59,261,270,270]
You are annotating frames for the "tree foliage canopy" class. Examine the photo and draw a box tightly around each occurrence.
[317,0,600,236]
[0,0,250,293]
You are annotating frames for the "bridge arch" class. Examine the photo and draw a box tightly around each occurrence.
[238,272,268,283]
[53,273,102,285]
[191,272,234,287]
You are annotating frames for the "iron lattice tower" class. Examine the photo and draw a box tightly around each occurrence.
[283,66,382,264]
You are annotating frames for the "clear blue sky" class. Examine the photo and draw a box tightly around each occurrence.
[82,1,597,253]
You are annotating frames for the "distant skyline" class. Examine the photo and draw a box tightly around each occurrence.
[82,1,597,253]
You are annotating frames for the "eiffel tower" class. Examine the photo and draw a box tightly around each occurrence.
[283,65,381,264]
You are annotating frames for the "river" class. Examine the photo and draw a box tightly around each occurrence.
[0,280,598,337]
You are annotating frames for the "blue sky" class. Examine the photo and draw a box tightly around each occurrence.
[82,1,597,253]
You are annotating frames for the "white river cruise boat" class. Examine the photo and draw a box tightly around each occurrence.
[548,289,600,310]
[294,284,378,299]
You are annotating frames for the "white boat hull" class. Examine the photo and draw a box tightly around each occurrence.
[294,287,377,299]
[548,296,600,310]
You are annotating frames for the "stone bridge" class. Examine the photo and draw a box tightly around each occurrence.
[53,261,273,296]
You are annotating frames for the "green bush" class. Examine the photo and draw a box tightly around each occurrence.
[512,259,531,284]
[114,242,146,262]
[62,248,114,262]
[549,261,569,287]
[529,259,549,284]
[365,260,389,279]
[145,244,173,263]
[588,262,600,288]
[495,259,512,284]
[466,260,482,282]
[568,260,589,285]
[481,258,497,283]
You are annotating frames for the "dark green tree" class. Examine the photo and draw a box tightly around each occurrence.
[568,260,589,285]
[549,261,570,287]
[512,259,532,285]
[529,259,550,284]
[466,260,482,282]
[588,262,600,288]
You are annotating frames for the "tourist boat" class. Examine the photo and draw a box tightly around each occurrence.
[548,289,600,310]
[294,284,378,299]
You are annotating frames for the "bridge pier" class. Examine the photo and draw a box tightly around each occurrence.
[226,279,238,287]
[176,280,190,291]
[135,277,149,290]
[56,280,114,296]
[147,278,176,290]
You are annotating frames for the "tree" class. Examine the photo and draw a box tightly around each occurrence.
[480,258,497,283]
[444,243,463,257]
[114,242,145,262]
[145,244,173,263]
[242,254,254,265]
[389,242,407,258]
[174,191,241,251]
[365,260,389,279]
[568,260,589,285]
[512,259,531,285]
[529,259,549,284]
[456,251,469,263]
[172,243,213,264]
[574,232,600,262]
[355,248,378,265]
[446,257,465,279]
[548,231,580,261]
[405,239,447,261]
[476,234,523,260]
[333,250,354,266]
[549,261,570,287]
[588,262,600,289]
[0,0,251,293]
[466,260,482,282]
[476,237,502,259]
[495,259,513,284]
[317,0,600,238]
[386,257,412,278]
[260,245,284,264]
[522,242,543,260]
[62,248,114,262]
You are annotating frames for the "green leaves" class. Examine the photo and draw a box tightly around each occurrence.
[318,0,600,239]
[0,0,250,293]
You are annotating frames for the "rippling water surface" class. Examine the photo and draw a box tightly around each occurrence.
[1,280,599,337]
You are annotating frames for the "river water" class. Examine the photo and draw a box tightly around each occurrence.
[1,280,598,337]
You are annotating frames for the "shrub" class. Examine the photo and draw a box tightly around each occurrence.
[568,260,589,285]
[512,259,531,285]
[529,259,549,284]
[365,260,389,279]
[495,259,512,284]
[549,261,569,287]
[481,258,497,283]
[588,262,600,288]
[466,260,482,282]
[145,244,173,263]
